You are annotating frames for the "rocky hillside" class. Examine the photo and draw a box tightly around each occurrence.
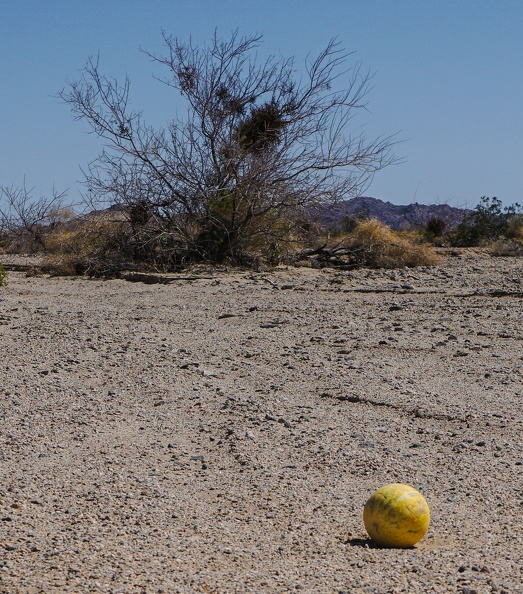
[312,196,468,230]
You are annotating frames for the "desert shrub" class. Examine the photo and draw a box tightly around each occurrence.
[507,214,523,240]
[449,197,523,247]
[298,218,440,269]
[42,215,133,276]
[0,261,7,286]
[347,219,441,268]
[42,209,200,276]
[61,31,397,267]
[424,217,447,238]
[487,212,523,257]
[0,185,72,253]
[490,239,523,257]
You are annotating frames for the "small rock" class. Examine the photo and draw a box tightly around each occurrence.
[278,418,294,429]
[180,362,199,369]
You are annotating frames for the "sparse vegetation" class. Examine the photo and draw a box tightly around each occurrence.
[0,183,70,253]
[0,261,7,286]
[296,218,440,269]
[3,186,523,276]
[490,238,523,257]
[41,214,131,276]
[424,216,447,239]
[448,196,523,247]
[60,31,397,269]
[348,220,441,268]
[3,32,522,276]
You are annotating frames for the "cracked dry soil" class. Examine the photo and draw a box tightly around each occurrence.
[0,251,522,593]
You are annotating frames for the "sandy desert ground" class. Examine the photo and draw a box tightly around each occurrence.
[0,251,522,593]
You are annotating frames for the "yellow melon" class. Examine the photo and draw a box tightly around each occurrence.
[363,483,430,548]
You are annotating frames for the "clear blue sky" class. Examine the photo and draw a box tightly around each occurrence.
[1,0,522,208]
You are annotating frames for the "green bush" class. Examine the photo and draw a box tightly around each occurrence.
[0,261,7,286]
[507,214,523,240]
[424,217,447,238]
[449,197,523,247]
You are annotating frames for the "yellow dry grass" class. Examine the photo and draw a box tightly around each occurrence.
[344,219,441,268]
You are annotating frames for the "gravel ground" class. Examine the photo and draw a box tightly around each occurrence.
[0,252,522,593]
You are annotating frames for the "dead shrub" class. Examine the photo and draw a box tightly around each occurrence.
[298,218,441,269]
[347,219,441,268]
[42,216,132,276]
[490,239,523,257]
[41,210,193,276]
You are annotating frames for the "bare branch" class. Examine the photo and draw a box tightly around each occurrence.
[0,182,69,252]
[60,31,398,264]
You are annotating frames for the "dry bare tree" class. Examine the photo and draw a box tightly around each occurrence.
[61,31,397,265]
[0,183,68,252]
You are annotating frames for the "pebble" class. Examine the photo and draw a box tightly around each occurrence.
[180,361,200,369]
[2,254,522,592]
[278,418,294,429]
[454,350,469,357]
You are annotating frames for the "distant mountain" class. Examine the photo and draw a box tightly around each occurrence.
[312,196,468,231]
[92,196,469,232]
